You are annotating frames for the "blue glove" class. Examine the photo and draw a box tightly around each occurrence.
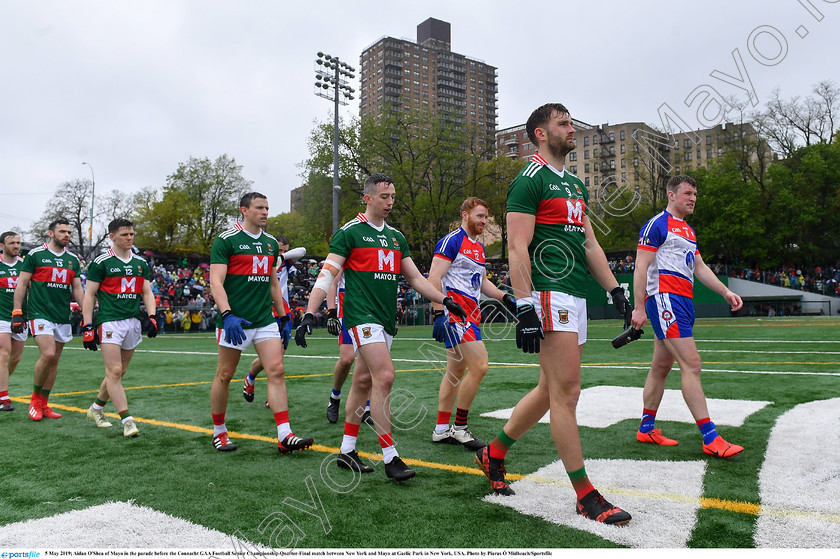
[277,315,291,350]
[222,310,251,345]
[432,311,447,343]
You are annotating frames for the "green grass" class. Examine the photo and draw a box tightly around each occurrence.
[1,316,838,548]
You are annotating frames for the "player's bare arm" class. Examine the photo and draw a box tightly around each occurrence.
[82,280,101,325]
[11,271,32,311]
[209,263,232,313]
[506,211,535,301]
[426,256,452,312]
[72,277,84,316]
[693,253,743,311]
[141,280,156,317]
[631,249,655,330]
[400,257,450,304]
[305,254,347,315]
[269,261,287,318]
[583,215,621,291]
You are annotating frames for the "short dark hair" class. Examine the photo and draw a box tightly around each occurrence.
[667,174,698,194]
[364,173,394,196]
[239,192,267,209]
[276,235,290,246]
[0,231,20,245]
[108,218,134,234]
[526,103,571,146]
[48,218,70,231]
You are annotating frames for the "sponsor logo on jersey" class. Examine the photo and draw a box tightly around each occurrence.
[363,236,375,242]
[378,250,395,272]
[566,200,584,224]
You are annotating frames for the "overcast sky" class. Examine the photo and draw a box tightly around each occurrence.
[1,0,838,239]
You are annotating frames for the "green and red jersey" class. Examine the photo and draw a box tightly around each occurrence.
[0,258,25,321]
[507,153,590,297]
[210,222,280,329]
[330,213,409,336]
[86,250,151,324]
[20,246,82,324]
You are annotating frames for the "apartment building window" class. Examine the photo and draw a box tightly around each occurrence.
[697,149,702,160]
[633,157,639,167]
[684,139,692,149]
[523,142,532,151]
[621,172,627,180]
[584,150,589,159]
[620,130,626,141]
[585,177,590,186]
[707,149,712,159]
[584,136,589,147]
[706,134,712,144]
[609,146,615,155]
[621,159,626,168]
[620,144,626,154]
[610,160,616,169]
[634,172,640,181]
[570,165,577,174]
[584,163,590,173]
[593,161,599,171]
[717,147,723,156]
[609,132,615,142]
[569,152,577,161]
[685,153,692,161]
[593,135,598,144]
[675,166,680,173]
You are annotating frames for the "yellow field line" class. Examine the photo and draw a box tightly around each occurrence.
[11,397,839,522]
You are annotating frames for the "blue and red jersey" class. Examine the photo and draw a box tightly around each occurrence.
[638,210,698,298]
[433,227,486,324]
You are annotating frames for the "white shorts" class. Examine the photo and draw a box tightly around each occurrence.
[348,323,393,353]
[0,320,28,342]
[532,291,587,345]
[215,323,281,351]
[98,318,142,350]
[29,319,73,344]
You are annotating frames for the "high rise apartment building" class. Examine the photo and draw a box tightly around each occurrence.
[497,119,757,203]
[359,18,498,145]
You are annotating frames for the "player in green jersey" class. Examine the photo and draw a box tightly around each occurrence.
[0,231,26,412]
[209,192,312,454]
[295,173,466,482]
[474,103,634,526]
[12,219,84,422]
[82,218,157,438]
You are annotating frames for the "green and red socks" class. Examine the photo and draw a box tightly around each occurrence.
[488,429,517,460]
[568,466,596,501]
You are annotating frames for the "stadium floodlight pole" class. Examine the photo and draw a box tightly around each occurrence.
[315,51,355,235]
[81,161,95,243]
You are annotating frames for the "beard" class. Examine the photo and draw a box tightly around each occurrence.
[546,131,575,160]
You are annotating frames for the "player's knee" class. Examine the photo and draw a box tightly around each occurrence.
[376,370,396,391]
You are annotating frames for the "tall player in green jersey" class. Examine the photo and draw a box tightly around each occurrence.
[296,173,466,482]
[12,219,84,422]
[474,103,635,526]
[209,192,312,454]
[0,231,26,412]
[82,218,158,438]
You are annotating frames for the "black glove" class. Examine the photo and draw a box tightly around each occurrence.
[501,293,517,315]
[515,303,544,354]
[610,286,633,328]
[432,310,447,343]
[295,312,316,348]
[442,296,467,322]
[82,323,99,351]
[11,310,25,334]
[326,309,341,336]
[147,317,158,338]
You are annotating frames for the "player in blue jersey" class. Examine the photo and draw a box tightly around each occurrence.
[631,175,744,458]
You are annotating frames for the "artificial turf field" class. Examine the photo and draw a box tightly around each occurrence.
[0,316,838,549]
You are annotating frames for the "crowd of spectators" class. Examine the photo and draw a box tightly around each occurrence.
[719,263,840,297]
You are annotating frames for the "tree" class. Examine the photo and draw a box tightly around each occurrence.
[29,180,133,261]
[265,211,330,257]
[754,80,839,159]
[473,155,524,260]
[133,155,252,257]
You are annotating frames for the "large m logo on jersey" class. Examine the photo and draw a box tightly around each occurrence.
[252,256,270,275]
[121,277,137,293]
[566,200,584,224]
[378,250,395,272]
[51,268,68,283]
